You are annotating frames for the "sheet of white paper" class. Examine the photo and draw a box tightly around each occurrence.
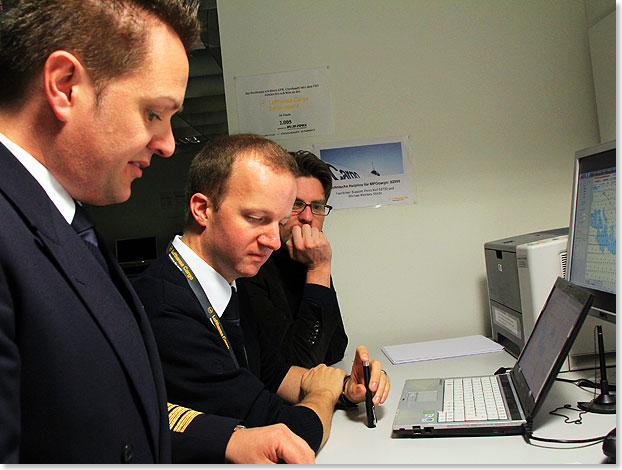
[381,335,504,365]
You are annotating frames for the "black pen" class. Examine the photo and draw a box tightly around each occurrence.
[363,360,377,428]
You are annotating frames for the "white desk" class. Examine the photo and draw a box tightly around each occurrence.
[316,345,616,464]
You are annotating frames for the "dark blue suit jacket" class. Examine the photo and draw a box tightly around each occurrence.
[0,143,240,463]
[133,253,324,452]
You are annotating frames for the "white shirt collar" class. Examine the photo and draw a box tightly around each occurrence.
[0,132,75,224]
[172,235,236,317]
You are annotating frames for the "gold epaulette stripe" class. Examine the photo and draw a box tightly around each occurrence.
[167,403,204,433]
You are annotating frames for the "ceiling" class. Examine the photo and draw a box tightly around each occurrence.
[171,0,228,151]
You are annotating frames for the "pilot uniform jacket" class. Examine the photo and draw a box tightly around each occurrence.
[133,253,324,452]
[0,143,242,463]
[237,247,348,368]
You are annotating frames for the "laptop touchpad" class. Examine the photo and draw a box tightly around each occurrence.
[415,391,437,401]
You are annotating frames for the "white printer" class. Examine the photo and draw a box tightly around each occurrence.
[484,228,568,357]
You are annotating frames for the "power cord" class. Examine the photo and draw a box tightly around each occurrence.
[525,432,607,444]
[549,404,587,425]
[523,404,607,444]
[556,376,616,393]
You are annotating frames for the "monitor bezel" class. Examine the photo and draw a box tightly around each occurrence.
[115,236,158,265]
[566,139,616,323]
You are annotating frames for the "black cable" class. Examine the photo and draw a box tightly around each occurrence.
[523,404,608,444]
[556,376,616,392]
[549,404,587,424]
[525,432,607,444]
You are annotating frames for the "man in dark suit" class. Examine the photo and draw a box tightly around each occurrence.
[133,134,391,452]
[0,0,313,464]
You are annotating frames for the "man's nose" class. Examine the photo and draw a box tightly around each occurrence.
[258,224,281,250]
[298,204,314,223]
[149,123,176,158]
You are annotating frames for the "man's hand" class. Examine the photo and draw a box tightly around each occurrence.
[224,423,315,464]
[286,224,332,287]
[300,363,346,404]
[296,364,346,449]
[345,345,391,405]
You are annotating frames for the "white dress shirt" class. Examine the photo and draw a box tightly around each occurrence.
[0,132,75,224]
[171,235,236,318]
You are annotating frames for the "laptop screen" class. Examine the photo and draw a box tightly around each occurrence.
[515,278,592,405]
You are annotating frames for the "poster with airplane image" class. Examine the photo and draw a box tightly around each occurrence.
[313,136,414,210]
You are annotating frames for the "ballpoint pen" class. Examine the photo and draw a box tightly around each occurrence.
[363,360,377,428]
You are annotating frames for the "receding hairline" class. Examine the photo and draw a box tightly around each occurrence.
[216,147,296,202]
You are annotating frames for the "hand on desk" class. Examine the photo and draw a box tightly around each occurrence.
[300,363,347,403]
[345,345,390,405]
[225,423,315,464]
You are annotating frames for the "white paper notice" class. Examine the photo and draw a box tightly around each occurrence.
[381,335,504,365]
[235,68,334,139]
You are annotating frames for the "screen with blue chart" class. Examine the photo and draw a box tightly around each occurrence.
[567,140,616,321]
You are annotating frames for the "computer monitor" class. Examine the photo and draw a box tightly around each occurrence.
[566,140,616,323]
[115,236,158,266]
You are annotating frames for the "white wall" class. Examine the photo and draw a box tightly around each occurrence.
[217,0,601,349]
[588,10,616,142]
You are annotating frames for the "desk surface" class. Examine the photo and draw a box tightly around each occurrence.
[316,346,615,464]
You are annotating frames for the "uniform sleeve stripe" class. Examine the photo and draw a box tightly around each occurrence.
[167,402,204,433]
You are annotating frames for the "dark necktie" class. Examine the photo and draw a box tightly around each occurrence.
[71,203,109,274]
[220,287,248,368]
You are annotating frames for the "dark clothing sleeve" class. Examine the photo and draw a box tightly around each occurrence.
[237,249,348,368]
[133,256,323,452]
[169,405,241,464]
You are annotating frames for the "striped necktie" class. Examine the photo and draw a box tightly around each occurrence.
[71,203,109,274]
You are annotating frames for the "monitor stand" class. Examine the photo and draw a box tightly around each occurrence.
[577,325,616,414]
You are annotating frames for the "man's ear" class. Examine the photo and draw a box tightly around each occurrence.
[43,51,88,122]
[189,193,213,227]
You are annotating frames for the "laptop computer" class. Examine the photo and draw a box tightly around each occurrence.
[392,277,593,437]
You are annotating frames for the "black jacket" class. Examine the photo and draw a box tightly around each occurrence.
[237,247,347,368]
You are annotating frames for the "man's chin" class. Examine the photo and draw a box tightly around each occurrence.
[238,266,261,279]
[78,189,131,206]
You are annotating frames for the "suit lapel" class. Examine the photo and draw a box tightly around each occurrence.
[0,144,163,459]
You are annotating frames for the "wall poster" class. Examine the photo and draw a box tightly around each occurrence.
[313,136,414,210]
[234,67,334,139]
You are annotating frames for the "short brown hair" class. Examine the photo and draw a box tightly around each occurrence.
[0,0,199,106]
[185,134,297,224]
[289,150,333,201]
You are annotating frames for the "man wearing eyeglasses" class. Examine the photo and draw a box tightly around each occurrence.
[238,151,347,368]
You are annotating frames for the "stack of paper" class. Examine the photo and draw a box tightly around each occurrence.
[381,335,504,365]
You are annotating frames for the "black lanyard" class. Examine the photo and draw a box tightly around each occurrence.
[167,241,240,368]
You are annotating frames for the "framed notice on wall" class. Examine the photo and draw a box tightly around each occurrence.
[234,67,334,139]
[313,136,414,210]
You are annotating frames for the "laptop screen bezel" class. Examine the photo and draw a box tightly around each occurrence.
[509,277,593,420]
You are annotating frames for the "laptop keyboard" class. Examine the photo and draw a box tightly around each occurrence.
[438,376,510,422]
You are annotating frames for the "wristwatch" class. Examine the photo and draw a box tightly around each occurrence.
[337,375,358,408]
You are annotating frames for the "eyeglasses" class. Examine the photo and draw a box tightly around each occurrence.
[291,200,333,216]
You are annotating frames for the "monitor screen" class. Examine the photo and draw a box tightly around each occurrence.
[566,140,616,322]
[115,236,158,265]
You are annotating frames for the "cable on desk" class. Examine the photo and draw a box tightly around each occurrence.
[549,404,587,425]
[522,404,607,445]
[524,432,607,445]
[555,377,616,393]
